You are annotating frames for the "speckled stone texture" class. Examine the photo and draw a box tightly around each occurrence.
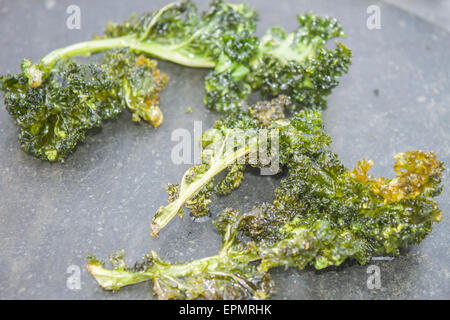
[0,0,448,299]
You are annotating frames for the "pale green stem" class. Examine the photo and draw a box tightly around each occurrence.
[151,143,255,237]
[87,249,259,291]
[40,36,215,68]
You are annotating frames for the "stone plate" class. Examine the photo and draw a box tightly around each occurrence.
[0,0,448,299]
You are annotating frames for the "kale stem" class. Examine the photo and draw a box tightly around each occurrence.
[40,36,216,68]
[41,37,132,66]
[151,159,230,237]
[86,249,257,291]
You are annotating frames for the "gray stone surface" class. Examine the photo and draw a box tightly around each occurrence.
[0,0,449,299]
[384,0,450,32]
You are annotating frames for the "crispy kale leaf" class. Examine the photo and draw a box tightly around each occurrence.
[241,148,443,271]
[151,96,333,237]
[87,109,444,299]
[43,0,258,68]
[86,211,273,300]
[0,50,168,162]
[204,13,352,112]
[151,96,291,237]
[231,112,444,268]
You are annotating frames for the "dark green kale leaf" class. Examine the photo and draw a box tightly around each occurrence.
[203,31,259,112]
[38,1,258,69]
[0,50,168,162]
[204,13,352,112]
[100,0,258,68]
[250,42,352,111]
[214,112,444,271]
[87,209,273,300]
[236,148,444,270]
